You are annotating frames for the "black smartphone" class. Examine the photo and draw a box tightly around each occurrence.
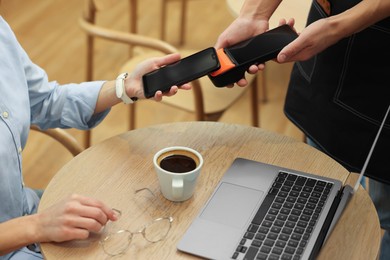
[142,47,220,98]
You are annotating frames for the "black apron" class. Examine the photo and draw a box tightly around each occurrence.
[284,0,390,184]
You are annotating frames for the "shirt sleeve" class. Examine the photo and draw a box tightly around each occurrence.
[23,46,110,130]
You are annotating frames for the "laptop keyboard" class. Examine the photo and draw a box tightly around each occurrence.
[232,171,333,260]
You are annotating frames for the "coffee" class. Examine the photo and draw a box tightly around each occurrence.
[154,146,203,201]
[160,154,197,173]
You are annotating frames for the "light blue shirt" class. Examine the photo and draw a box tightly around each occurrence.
[0,16,109,259]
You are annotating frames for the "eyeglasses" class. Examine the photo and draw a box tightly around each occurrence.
[100,188,173,256]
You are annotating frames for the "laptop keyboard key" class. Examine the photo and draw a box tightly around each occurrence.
[287,174,297,181]
[271,226,282,234]
[266,214,276,222]
[248,224,259,233]
[268,255,280,260]
[291,233,302,241]
[288,240,299,248]
[285,247,296,254]
[272,246,283,255]
[294,227,305,234]
[274,220,284,227]
[264,239,275,247]
[306,179,316,187]
[256,253,268,260]
[275,240,287,248]
[295,176,307,186]
[262,221,273,227]
[251,239,262,247]
[243,246,259,260]
[260,246,271,254]
[279,234,289,241]
[292,185,302,192]
[282,227,293,235]
[244,232,255,239]
[285,221,295,228]
[267,232,278,240]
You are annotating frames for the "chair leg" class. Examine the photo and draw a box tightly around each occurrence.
[160,0,168,40]
[191,79,206,121]
[129,103,137,130]
[250,77,260,127]
[84,34,94,148]
[160,0,187,45]
[129,0,138,57]
[84,130,91,148]
[179,0,187,45]
[259,68,268,103]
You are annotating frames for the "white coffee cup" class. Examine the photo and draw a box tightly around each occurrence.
[153,146,203,202]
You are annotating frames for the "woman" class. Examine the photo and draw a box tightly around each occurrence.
[0,14,190,258]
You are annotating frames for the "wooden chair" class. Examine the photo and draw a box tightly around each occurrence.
[81,0,138,147]
[160,0,195,45]
[26,126,84,190]
[80,0,260,147]
[30,125,84,157]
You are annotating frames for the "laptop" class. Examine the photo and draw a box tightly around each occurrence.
[177,105,389,260]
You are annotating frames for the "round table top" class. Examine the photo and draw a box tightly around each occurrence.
[38,122,381,259]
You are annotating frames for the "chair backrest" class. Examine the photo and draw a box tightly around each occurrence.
[30,125,84,157]
[81,0,178,81]
[79,0,207,147]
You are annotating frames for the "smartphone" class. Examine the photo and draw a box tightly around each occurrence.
[208,25,298,87]
[142,47,220,98]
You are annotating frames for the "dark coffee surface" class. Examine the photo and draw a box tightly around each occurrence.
[160,155,197,173]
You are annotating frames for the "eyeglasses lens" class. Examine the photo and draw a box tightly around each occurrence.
[144,218,172,243]
[101,230,132,256]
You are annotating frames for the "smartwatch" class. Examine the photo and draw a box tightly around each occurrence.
[115,72,138,104]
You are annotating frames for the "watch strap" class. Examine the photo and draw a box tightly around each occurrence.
[116,72,138,104]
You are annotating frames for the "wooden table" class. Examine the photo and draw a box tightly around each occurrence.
[225,0,312,30]
[38,122,381,259]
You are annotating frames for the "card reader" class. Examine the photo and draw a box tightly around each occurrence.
[208,24,298,87]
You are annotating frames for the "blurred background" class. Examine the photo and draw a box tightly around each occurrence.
[0,0,302,189]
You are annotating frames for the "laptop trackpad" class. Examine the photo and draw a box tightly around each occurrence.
[200,182,264,229]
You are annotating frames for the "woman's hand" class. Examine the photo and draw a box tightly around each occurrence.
[35,194,118,243]
[126,53,192,101]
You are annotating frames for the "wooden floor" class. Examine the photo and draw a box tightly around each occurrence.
[0,0,303,190]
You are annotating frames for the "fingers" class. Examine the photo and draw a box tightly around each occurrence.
[278,18,295,28]
[153,53,181,69]
[236,78,249,87]
[59,194,118,235]
[38,194,120,243]
[248,64,260,74]
[72,194,118,222]
[277,35,307,63]
[152,83,192,101]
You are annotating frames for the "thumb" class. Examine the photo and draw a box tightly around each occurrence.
[277,38,301,63]
[155,53,181,67]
